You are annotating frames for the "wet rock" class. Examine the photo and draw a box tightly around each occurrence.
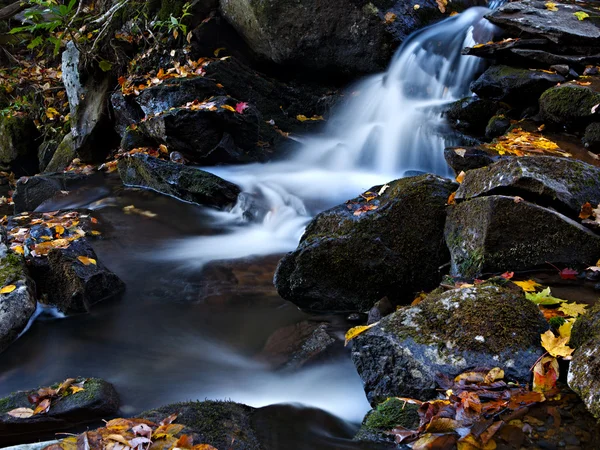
[583,122,600,153]
[444,146,495,175]
[274,174,456,312]
[118,153,240,209]
[135,96,279,164]
[44,132,77,173]
[257,320,338,370]
[0,238,36,354]
[367,297,395,325]
[236,191,268,223]
[13,173,90,213]
[445,97,502,136]
[0,114,41,176]
[110,90,144,136]
[140,400,261,450]
[61,41,119,162]
[539,83,600,128]
[0,378,119,446]
[30,238,125,314]
[190,14,255,65]
[454,156,600,217]
[445,195,600,278]
[486,114,511,139]
[568,304,600,420]
[351,283,547,405]
[355,397,419,444]
[471,65,564,105]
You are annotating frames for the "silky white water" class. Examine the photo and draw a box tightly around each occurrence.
[156,7,500,267]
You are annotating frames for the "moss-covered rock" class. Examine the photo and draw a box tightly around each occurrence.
[445,97,502,137]
[455,156,600,218]
[470,65,564,105]
[354,398,419,444]
[0,114,41,176]
[44,132,77,173]
[443,146,495,175]
[118,153,241,209]
[140,400,261,450]
[583,122,600,153]
[351,283,547,405]
[274,174,457,312]
[445,195,600,278]
[0,377,119,446]
[485,114,511,140]
[571,303,600,350]
[539,84,600,128]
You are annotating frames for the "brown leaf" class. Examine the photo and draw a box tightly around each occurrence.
[353,204,378,216]
[7,407,35,418]
[34,398,51,415]
[580,202,593,219]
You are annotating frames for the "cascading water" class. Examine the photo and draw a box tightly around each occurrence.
[158,6,500,267]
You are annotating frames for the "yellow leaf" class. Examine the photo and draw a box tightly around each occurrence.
[213,47,226,57]
[221,104,236,112]
[77,256,97,266]
[46,107,60,120]
[545,2,558,11]
[541,330,574,358]
[456,171,466,184]
[484,367,504,383]
[89,230,101,236]
[413,4,420,10]
[514,279,542,292]
[13,245,24,255]
[533,356,559,395]
[574,11,590,21]
[558,302,587,318]
[0,284,16,294]
[54,225,65,235]
[106,434,131,446]
[296,114,324,122]
[558,318,576,340]
[344,322,378,346]
[69,386,85,394]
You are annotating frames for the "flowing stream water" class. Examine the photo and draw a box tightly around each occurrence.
[0,6,502,448]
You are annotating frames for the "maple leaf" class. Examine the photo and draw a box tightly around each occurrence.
[574,11,590,20]
[235,102,249,114]
[558,318,576,340]
[513,279,542,292]
[533,356,559,395]
[344,322,378,345]
[559,268,578,280]
[541,330,574,357]
[558,302,587,318]
[526,287,564,305]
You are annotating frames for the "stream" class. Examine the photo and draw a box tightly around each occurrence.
[0,5,503,448]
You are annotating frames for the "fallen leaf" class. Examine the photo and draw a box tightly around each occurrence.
[296,114,324,122]
[378,184,390,196]
[221,104,236,112]
[70,386,85,394]
[345,322,378,346]
[533,356,559,394]
[436,0,447,13]
[559,268,578,280]
[456,171,466,184]
[448,192,456,205]
[501,272,514,280]
[353,204,378,216]
[574,11,590,20]
[558,318,576,340]
[0,284,16,294]
[545,2,558,11]
[106,434,131,446]
[526,287,565,306]
[454,148,467,157]
[558,302,587,318]
[77,256,97,266]
[159,413,178,426]
[360,191,378,202]
[213,47,226,57]
[413,433,457,450]
[7,407,35,418]
[34,398,51,415]
[513,280,542,292]
[384,12,397,24]
[484,367,504,384]
[541,330,574,357]
[175,435,194,449]
[235,102,249,114]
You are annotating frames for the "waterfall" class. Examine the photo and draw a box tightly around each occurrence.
[157,6,500,267]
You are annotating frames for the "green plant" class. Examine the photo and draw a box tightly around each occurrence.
[153,1,192,38]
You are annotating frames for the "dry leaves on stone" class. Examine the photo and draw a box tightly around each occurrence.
[7,378,86,419]
[484,128,571,157]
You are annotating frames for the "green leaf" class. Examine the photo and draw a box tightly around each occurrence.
[526,287,565,305]
[99,60,113,72]
[27,36,43,49]
[574,11,590,21]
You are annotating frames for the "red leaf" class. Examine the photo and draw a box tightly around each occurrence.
[559,268,578,280]
[501,271,514,280]
[235,102,249,114]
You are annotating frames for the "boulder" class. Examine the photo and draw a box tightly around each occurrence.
[351,283,547,405]
[444,146,495,175]
[118,153,241,208]
[219,0,483,77]
[13,172,90,213]
[354,397,419,444]
[140,400,261,450]
[0,243,36,354]
[44,132,77,173]
[445,97,502,136]
[0,114,41,176]
[135,96,280,164]
[539,83,600,128]
[485,114,511,139]
[0,378,119,446]
[568,303,600,419]
[455,156,600,217]
[583,122,600,153]
[445,195,600,278]
[274,174,456,312]
[470,65,564,105]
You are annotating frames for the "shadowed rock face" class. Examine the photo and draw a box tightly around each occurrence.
[274,174,457,312]
[351,283,548,405]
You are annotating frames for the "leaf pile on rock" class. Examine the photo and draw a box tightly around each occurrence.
[483,128,571,157]
[6,378,86,419]
[45,413,217,450]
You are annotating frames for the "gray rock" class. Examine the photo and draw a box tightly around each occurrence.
[444,146,495,175]
[44,132,77,173]
[0,115,41,176]
[351,283,547,405]
[445,97,502,136]
[118,153,241,209]
[0,378,119,446]
[445,195,600,278]
[455,156,600,217]
[583,122,600,153]
[539,82,600,128]
[274,175,456,312]
[470,65,564,104]
[13,172,89,213]
[485,114,512,139]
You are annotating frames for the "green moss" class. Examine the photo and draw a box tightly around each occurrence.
[540,85,600,126]
[363,398,419,431]
[0,394,20,414]
[549,316,566,329]
[0,252,25,287]
[571,303,600,348]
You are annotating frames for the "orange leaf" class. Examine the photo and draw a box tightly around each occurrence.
[580,202,593,219]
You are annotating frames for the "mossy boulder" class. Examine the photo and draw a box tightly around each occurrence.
[583,122,600,153]
[568,304,600,420]
[13,172,90,213]
[539,84,600,128]
[445,195,600,278]
[354,398,419,444]
[140,400,261,450]
[0,114,41,176]
[351,283,547,405]
[455,156,600,218]
[445,97,502,137]
[470,65,564,105]
[443,146,495,175]
[0,236,36,354]
[274,174,457,312]
[44,132,77,173]
[118,153,240,209]
[0,377,119,446]
[485,115,511,140]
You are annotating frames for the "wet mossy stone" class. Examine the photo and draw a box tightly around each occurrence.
[13,172,90,213]
[454,156,600,218]
[118,153,240,209]
[355,398,419,444]
[470,65,564,105]
[445,97,501,137]
[274,174,457,312]
[351,283,547,405]
[0,377,119,446]
[444,146,495,175]
[570,303,600,350]
[445,195,600,279]
[0,114,41,176]
[485,114,511,140]
[583,122,600,153]
[44,132,77,173]
[140,400,261,450]
[539,84,600,128]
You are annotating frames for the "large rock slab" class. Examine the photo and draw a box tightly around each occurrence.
[274,174,456,312]
[0,378,119,446]
[351,283,547,405]
[445,195,600,278]
[13,173,90,213]
[455,156,600,217]
[118,153,241,209]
